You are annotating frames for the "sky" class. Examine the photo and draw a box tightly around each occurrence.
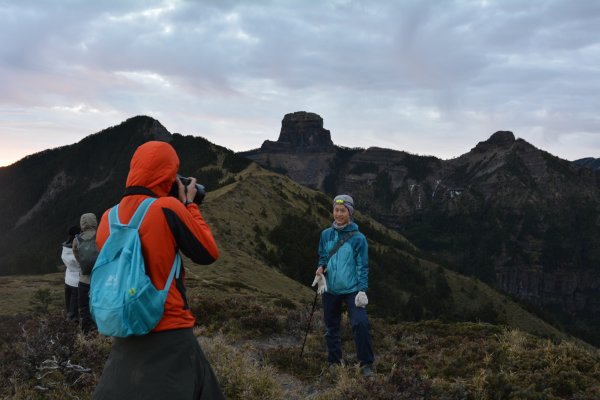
[2,0,600,167]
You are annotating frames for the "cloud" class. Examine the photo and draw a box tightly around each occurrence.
[1,0,600,165]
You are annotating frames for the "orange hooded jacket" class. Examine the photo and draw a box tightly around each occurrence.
[96,141,219,332]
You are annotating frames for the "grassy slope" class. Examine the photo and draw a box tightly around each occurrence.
[202,163,567,340]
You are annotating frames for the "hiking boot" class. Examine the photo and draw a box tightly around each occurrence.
[361,363,375,377]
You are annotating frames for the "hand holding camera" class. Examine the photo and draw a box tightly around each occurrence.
[170,175,206,205]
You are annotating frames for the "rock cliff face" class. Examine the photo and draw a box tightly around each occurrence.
[240,113,600,343]
[496,266,600,316]
[240,112,336,189]
[258,111,334,152]
[276,111,334,149]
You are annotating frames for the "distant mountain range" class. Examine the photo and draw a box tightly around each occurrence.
[1,113,599,345]
[0,116,571,349]
[241,111,600,345]
[573,157,600,171]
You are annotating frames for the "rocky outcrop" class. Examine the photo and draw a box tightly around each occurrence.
[257,111,334,153]
[240,112,336,189]
[472,131,515,153]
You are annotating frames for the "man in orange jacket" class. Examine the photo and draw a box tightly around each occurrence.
[93,141,224,400]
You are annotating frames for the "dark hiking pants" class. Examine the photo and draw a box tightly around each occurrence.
[64,284,79,321]
[93,328,224,400]
[323,291,375,366]
[78,282,96,333]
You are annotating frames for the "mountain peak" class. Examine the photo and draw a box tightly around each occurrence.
[277,111,334,148]
[119,115,172,142]
[487,131,515,145]
[472,131,515,153]
[258,111,334,152]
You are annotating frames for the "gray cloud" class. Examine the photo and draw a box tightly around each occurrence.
[1,0,600,166]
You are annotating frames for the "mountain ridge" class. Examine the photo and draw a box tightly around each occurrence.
[2,113,600,344]
[240,111,600,346]
[0,159,569,342]
[0,114,571,340]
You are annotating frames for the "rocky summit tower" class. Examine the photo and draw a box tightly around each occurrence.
[239,111,337,188]
[260,111,334,152]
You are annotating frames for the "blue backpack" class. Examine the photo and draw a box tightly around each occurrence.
[90,198,181,337]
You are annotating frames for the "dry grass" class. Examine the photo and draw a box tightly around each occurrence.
[2,295,600,399]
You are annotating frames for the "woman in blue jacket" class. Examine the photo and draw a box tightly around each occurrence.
[312,194,375,376]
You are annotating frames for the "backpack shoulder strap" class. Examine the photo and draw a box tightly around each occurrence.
[108,198,156,229]
[128,198,156,229]
[75,232,95,242]
[108,205,119,226]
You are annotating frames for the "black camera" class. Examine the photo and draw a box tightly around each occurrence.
[169,175,206,205]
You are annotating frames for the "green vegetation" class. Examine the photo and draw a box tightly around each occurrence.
[504,152,535,186]
[265,213,321,284]
[404,202,501,283]
[264,157,289,175]
[349,162,378,175]
[323,147,362,195]
[374,171,394,208]
[0,117,253,276]
[358,218,416,255]
[29,288,52,314]
[222,152,252,173]
[171,133,218,169]
[541,151,576,177]
[404,190,600,345]
[402,153,438,181]
[540,196,600,272]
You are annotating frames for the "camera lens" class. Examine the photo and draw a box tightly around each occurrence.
[194,184,206,204]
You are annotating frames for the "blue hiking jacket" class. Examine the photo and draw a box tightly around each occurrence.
[318,222,369,295]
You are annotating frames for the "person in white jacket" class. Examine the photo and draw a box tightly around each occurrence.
[61,225,81,322]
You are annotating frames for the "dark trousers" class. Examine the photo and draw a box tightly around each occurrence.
[78,282,96,333]
[93,328,224,400]
[64,284,79,321]
[323,291,374,366]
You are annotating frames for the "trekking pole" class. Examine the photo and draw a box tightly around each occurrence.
[299,289,319,358]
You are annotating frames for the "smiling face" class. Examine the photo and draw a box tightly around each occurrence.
[333,204,350,226]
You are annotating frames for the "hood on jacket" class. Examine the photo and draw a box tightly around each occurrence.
[80,213,98,232]
[125,141,179,197]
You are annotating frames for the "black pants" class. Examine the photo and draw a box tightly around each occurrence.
[323,292,374,366]
[64,284,79,321]
[93,328,224,400]
[78,282,96,333]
